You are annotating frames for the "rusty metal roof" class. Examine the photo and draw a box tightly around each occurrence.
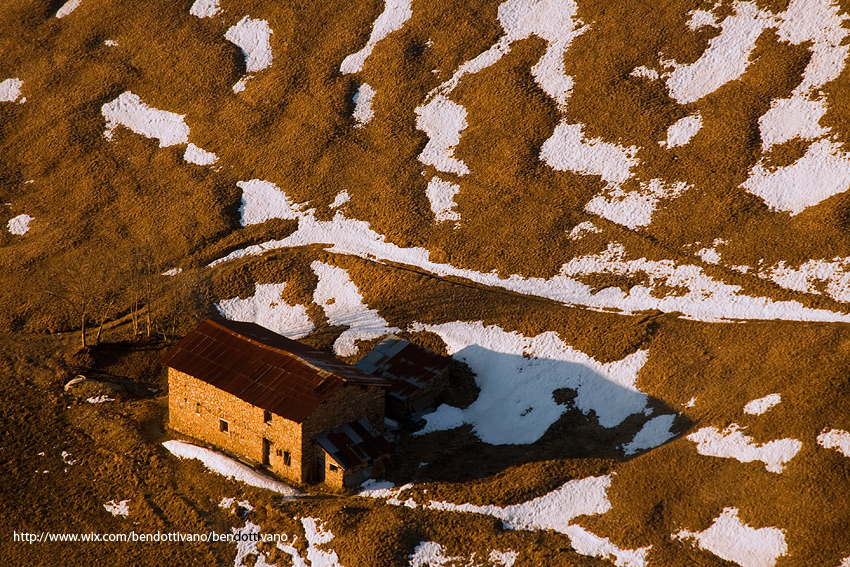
[160,318,390,423]
[313,417,393,470]
[355,337,451,402]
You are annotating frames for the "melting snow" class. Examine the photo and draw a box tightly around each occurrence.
[568,221,601,239]
[219,497,253,511]
[409,542,517,567]
[687,8,719,30]
[425,177,461,224]
[674,507,788,567]
[630,66,659,80]
[276,518,343,567]
[102,92,189,147]
[226,17,273,73]
[758,97,828,150]
[340,0,413,74]
[311,261,399,356]
[662,113,702,148]
[817,428,850,457]
[56,0,81,18]
[540,122,639,186]
[742,139,850,214]
[61,451,76,465]
[743,393,781,415]
[414,321,651,444]
[584,179,689,229]
[687,425,802,473]
[0,78,24,103]
[763,257,850,302]
[190,0,220,18]
[161,267,183,276]
[184,143,219,166]
[664,2,774,105]
[330,191,351,209]
[352,83,375,127]
[415,96,470,176]
[87,395,115,404]
[7,214,33,235]
[212,181,850,323]
[103,500,130,517]
[162,440,300,495]
[233,522,277,567]
[621,414,678,456]
[216,282,315,340]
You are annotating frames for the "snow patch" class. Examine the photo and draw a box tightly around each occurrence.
[743,139,850,214]
[311,261,399,356]
[330,191,351,209]
[104,40,118,46]
[7,214,33,235]
[61,451,76,465]
[743,393,781,415]
[219,497,253,511]
[102,92,189,147]
[409,542,516,567]
[276,518,342,567]
[662,113,702,148]
[212,183,850,323]
[103,500,130,517]
[56,0,81,18]
[340,0,413,74]
[352,83,375,127]
[226,17,273,73]
[87,395,115,404]
[763,257,850,302]
[163,440,299,495]
[664,2,774,104]
[216,282,314,339]
[758,97,828,150]
[425,177,461,224]
[414,321,650,444]
[630,66,659,80]
[184,143,219,166]
[687,424,802,473]
[817,428,850,458]
[540,122,639,185]
[190,0,220,18]
[568,221,601,239]
[585,179,689,229]
[621,414,678,456]
[674,507,788,567]
[687,8,719,30]
[0,78,24,103]
[161,267,182,276]
[415,95,470,176]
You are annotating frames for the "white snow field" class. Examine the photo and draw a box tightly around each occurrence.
[56,0,81,18]
[686,425,802,473]
[364,476,649,567]
[414,321,651,444]
[425,177,461,224]
[0,78,24,103]
[102,92,189,147]
[7,214,33,235]
[743,394,781,415]
[621,414,678,456]
[103,499,130,517]
[408,542,517,567]
[190,0,220,18]
[340,0,413,74]
[415,95,471,176]
[209,179,850,323]
[674,507,788,567]
[662,114,702,148]
[215,282,315,340]
[352,83,375,127]
[762,257,850,303]
[162,440,300,495]
[584,179,689,229]
[225,17,273,92]
[183,143,219,166]
[817,428,850,458]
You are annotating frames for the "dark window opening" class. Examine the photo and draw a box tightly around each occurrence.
[219,419,228,433]
[276,449,283,457]
[262,438,270,466]
[195,402,201,415]
[284,451,291,466]
[263,410,272,423]
[329,463,338,472]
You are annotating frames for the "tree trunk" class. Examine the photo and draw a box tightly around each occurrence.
[96,316,107,344]
[80,313,87,348]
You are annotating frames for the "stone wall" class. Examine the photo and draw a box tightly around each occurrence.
[167,369,306,485]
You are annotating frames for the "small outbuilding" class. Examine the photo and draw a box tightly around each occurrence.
[355,336,451,420]
[161,318,392,489]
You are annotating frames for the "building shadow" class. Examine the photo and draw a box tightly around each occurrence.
[389,345,692,485]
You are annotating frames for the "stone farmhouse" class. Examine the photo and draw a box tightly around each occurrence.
[161,318,395,489]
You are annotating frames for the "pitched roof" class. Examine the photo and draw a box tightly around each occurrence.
[355,336,451,401]
[313,417,393,470]
[160,318,389,423]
